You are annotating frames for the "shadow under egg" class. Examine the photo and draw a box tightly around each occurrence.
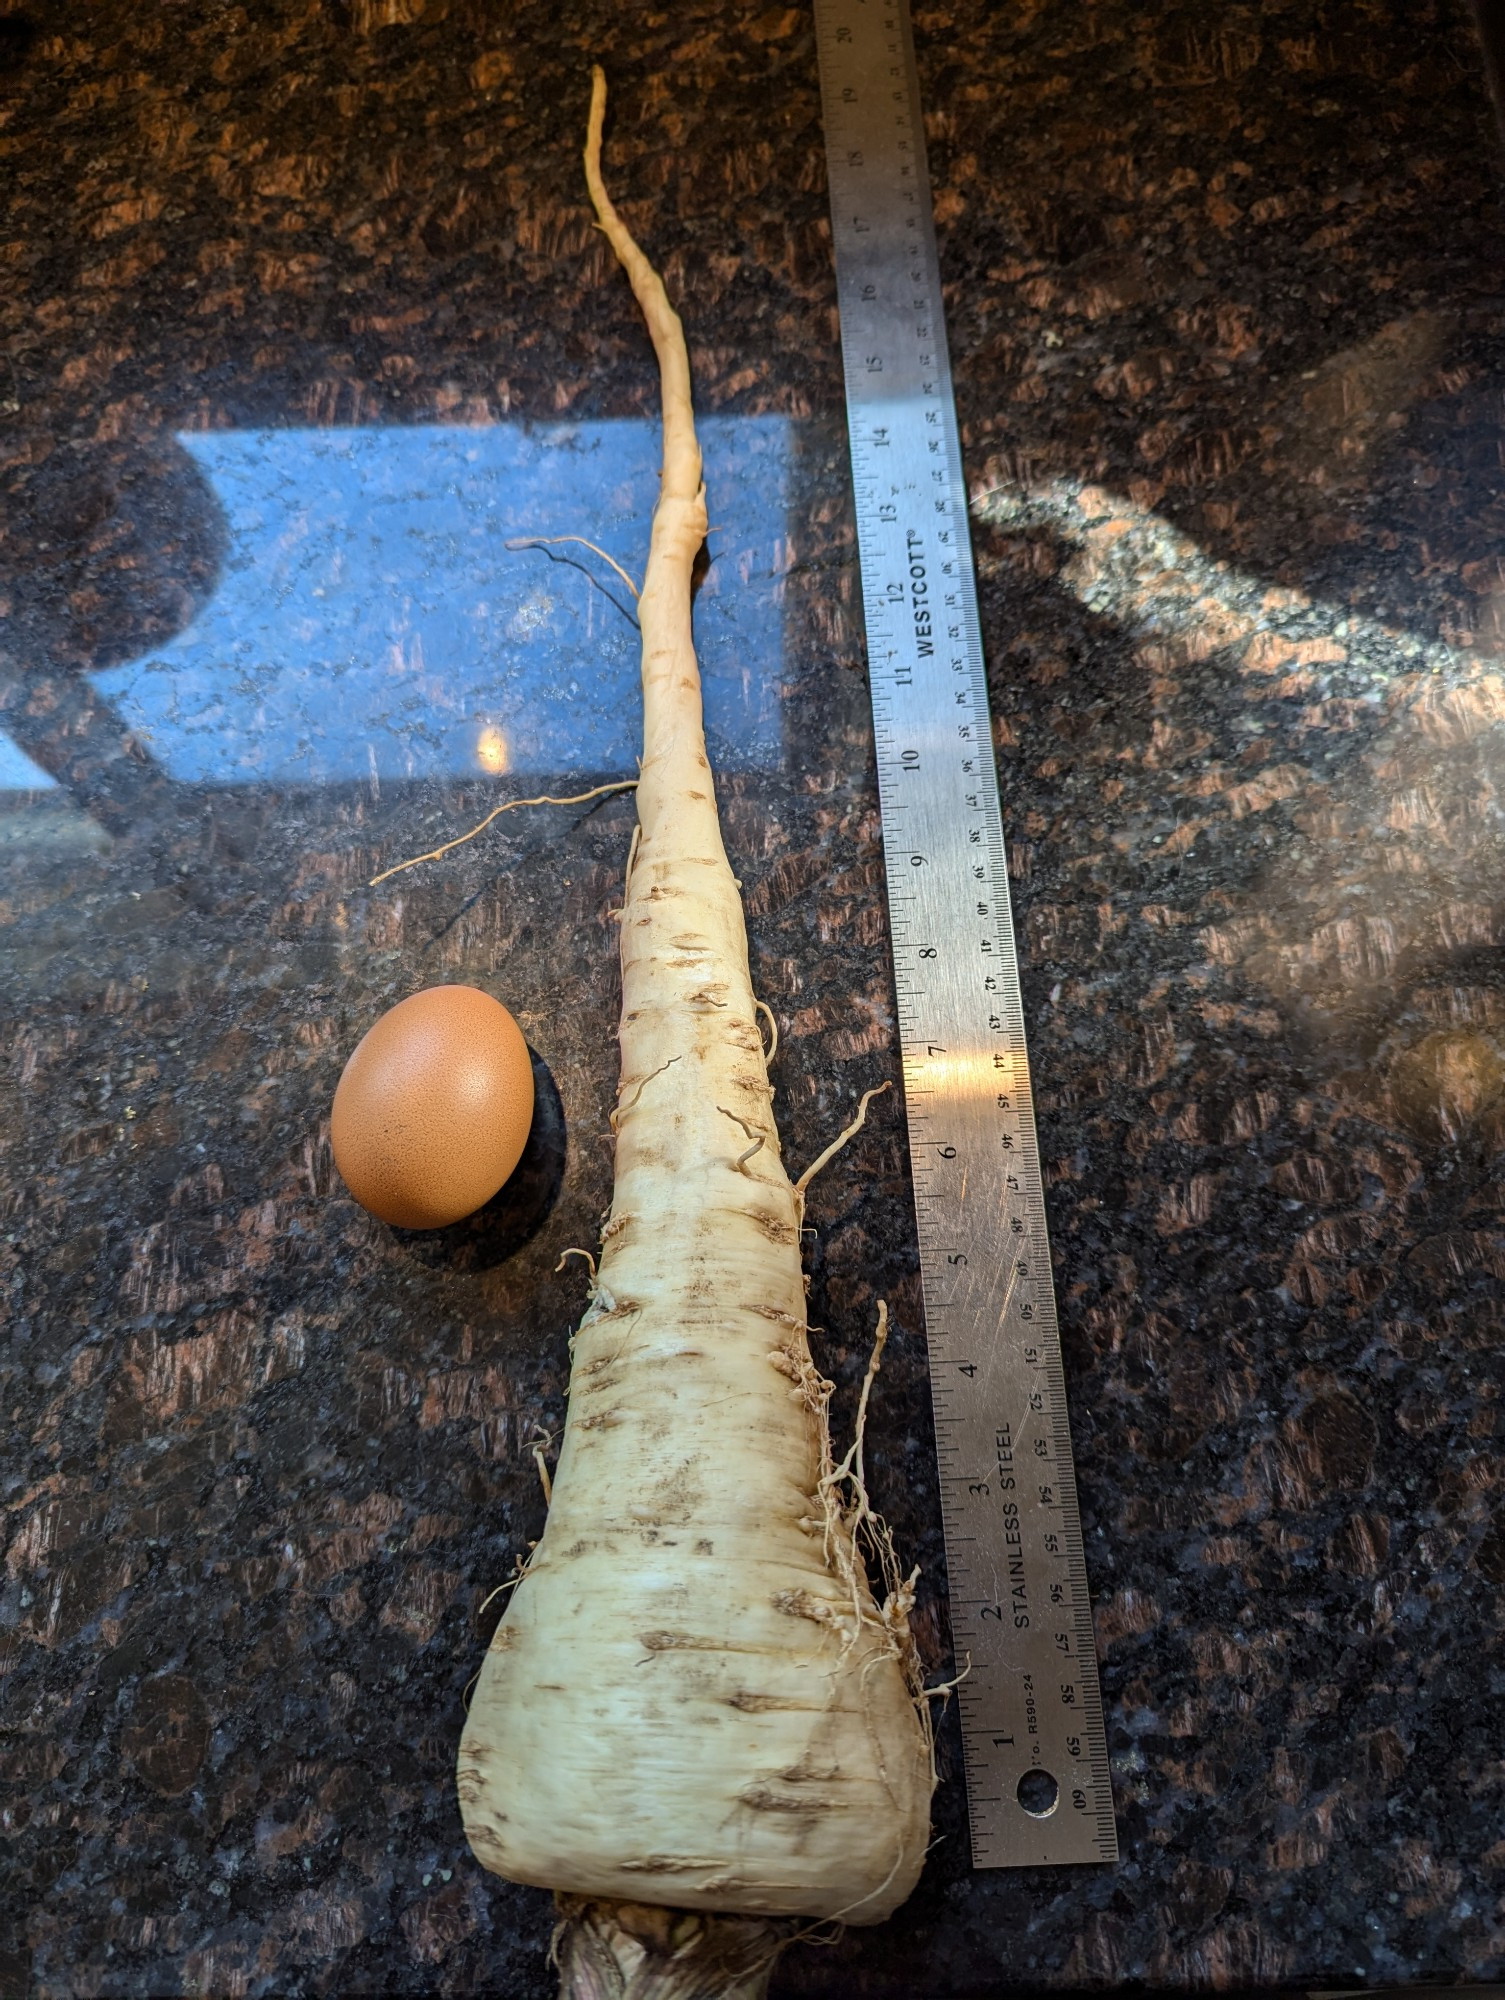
[390,1045,566,1272]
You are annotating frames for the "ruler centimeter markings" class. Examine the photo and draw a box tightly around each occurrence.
[812,0,1117,1868]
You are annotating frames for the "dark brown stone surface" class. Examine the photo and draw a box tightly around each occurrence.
[2,0,1504,1993]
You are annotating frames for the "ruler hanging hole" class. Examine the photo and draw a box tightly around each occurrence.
[1016,1769,1060,1819]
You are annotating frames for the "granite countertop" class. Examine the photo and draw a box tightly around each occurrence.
[3,0,1505,1993]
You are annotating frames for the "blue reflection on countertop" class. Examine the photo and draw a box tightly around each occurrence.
[0,738,56,789]
[89,417,792,784]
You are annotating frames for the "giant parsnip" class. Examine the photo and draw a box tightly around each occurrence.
[457,71,935,1996]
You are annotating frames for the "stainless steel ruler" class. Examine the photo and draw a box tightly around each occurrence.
[812,0,1117,1868]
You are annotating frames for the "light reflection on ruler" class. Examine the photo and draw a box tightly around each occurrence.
[812,0,1117,1868]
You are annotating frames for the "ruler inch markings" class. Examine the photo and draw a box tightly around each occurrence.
[813,0,1116,1871]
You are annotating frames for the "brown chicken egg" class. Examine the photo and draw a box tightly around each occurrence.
[331,985,535,1229]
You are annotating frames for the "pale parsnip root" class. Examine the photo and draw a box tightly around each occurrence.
[456,69,935,1995]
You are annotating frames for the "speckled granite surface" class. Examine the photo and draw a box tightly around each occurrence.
[3,1,1505,1993]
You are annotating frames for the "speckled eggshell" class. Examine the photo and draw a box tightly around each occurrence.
[331,984,535,1229]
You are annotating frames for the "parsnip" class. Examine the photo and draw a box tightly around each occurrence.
[457,70,935,1995]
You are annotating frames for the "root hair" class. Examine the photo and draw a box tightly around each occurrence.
[505,532,642,601]
[793,1081,892,1213]
[754,999,778,1066]
[370,780,637,886]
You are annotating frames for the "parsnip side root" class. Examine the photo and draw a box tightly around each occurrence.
[506,534,642,603]
[456,69,935,1999]
[370,780,636,886]
[794,1081,892,1206]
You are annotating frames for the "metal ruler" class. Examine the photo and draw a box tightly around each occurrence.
[812,0,1117,1868]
